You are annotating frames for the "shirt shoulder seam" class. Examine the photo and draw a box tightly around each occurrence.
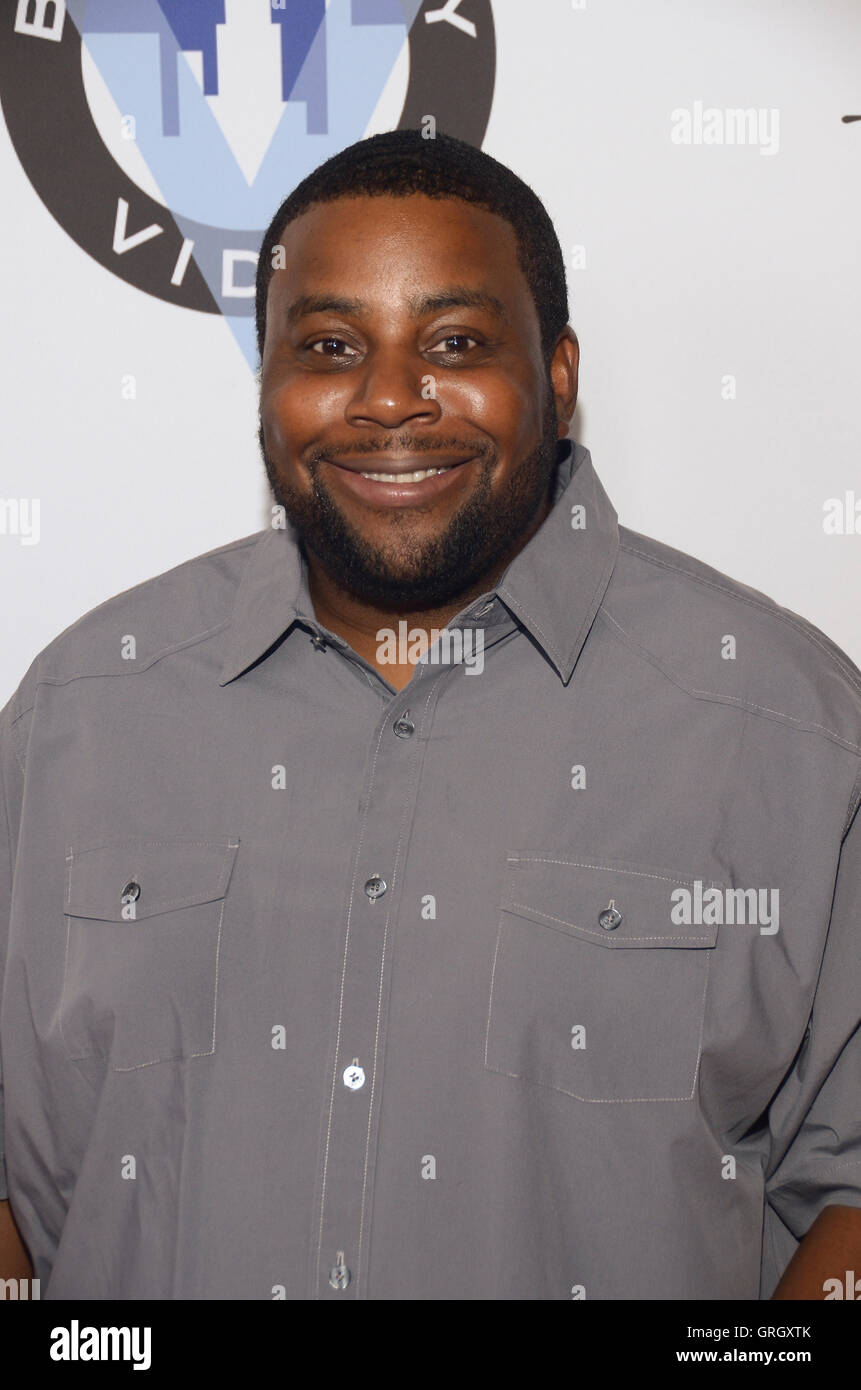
[619,540,861,697]
[8,708,30,774]
[598,604,861,757]
[18,618,232,695]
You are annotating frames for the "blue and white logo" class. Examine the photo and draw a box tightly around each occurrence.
[1,0,496,367]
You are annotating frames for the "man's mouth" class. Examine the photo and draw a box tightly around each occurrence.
[324,451,475,483]
[315,451,480,505]
[357,465,455,484]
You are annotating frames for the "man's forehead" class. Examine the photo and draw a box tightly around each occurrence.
[268,194,529,315]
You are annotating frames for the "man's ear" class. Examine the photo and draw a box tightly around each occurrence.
[550,327,579,436]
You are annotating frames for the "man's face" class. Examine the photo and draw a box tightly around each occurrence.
[258,193,577,610]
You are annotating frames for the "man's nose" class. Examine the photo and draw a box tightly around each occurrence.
[344,346,442,429]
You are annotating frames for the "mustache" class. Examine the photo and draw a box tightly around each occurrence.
[303,436,496,468]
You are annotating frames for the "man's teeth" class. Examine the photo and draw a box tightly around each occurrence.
[359,466,454,483]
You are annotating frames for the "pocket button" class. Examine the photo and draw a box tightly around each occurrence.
[598,902,623,931]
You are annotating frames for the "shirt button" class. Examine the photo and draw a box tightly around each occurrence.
[392,713,415,738]
[598,902,623,931]
[121,880,141,905]
[364,874,387,900]
[343,1059,365,1090]
[329,1253,351,1290]
[472,599,494,618]
[310,634,327,650]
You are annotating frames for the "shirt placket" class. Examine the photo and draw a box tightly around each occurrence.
[308,654,441,1299]
[307,602,514,1298]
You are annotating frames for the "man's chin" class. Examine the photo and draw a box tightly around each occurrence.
[303,547,477,611]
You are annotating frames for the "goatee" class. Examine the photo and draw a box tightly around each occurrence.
[258,392,561,611]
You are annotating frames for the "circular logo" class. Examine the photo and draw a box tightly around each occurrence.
[0,0,496,360]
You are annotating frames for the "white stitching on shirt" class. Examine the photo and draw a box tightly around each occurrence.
[58,847,75,1063]
[507,855,717,886]
[484,932,712,1103]
[599,607,861,754]
[506,903,714,945]
[112,893,224,1071]
[620,540,861,696]
[64,840,238,916]
[66,838,234,854]
[484,916,505,1070]
[33,619,234,689]
[59,892,225,1071]
[355,677,440,1293]
[314,699,394,1296]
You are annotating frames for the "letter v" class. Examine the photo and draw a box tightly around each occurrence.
[113,197,163,255]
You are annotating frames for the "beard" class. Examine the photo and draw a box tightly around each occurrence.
[258,387,562,611]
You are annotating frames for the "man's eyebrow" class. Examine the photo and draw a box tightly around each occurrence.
[284,288,509,325]
[407,287,509,321]
[284,294,368,324]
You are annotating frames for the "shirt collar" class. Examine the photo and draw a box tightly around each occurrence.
[217,439,619,687]
[495,439,620,681]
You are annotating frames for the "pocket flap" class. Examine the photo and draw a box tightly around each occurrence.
[501,852,720,948]
[65,837,240,921]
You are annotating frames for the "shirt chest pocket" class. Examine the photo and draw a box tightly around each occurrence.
[60,837,239,1072]
[484,854,719,1103]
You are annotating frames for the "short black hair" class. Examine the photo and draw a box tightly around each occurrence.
[254,129,568,367]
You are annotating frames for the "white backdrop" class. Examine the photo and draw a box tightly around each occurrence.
[1,0,859,709]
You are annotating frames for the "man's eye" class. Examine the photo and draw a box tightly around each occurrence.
[428,335,479,356]
[309,338,357,358]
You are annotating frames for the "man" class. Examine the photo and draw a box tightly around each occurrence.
[1,130,859,1300]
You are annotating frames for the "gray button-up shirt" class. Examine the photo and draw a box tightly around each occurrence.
[2,441,860,1300]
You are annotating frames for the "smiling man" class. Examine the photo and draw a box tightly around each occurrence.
[1,131,860,1301]
[256,171,574,692]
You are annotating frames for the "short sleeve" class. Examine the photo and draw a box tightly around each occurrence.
[0,691,28,1204]
[762,770,861,1290]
